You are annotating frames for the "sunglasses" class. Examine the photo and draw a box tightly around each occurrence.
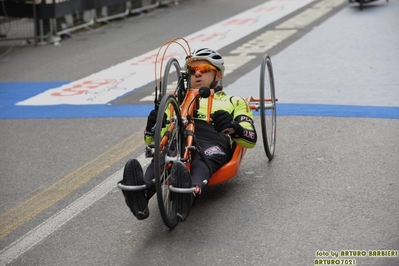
[189,64,217,75]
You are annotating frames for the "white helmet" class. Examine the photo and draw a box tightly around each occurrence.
[186,48,225,75]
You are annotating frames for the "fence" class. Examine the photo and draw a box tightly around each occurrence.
[0,0,177,45]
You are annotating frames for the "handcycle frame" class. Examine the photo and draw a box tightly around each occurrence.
[118,38,277,228]
[153,58,277,228]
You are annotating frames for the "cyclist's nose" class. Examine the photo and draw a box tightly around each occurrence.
[194,69,202,76]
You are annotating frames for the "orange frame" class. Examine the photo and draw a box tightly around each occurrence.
[158,88,258,186]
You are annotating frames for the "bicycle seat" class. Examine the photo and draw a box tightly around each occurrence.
[208,145,247,186]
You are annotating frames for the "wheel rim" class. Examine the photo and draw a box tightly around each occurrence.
[260,55,277,160]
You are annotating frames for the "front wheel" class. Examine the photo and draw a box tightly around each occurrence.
[161,58,182,99]
[154,93,183,229]
[259,54,277,160]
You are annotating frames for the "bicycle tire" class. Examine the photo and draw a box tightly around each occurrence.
[259,54,277,160]
[161,58,181,98]
[154,93,183,229]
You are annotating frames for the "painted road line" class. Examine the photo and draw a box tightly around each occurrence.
[276,0,347,29]
[16,0,316,106]
[223,55,256,75]
[4,103,399,119]
[0,132,143,240]
[230,30,298,55]
[0,153,151,266]
[276,7,333,29]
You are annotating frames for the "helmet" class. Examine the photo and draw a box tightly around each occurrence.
[185,48,225,75]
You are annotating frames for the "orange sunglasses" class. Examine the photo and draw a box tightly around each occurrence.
[189,64,217,75]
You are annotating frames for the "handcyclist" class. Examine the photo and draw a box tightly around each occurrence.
[119,48,257,221]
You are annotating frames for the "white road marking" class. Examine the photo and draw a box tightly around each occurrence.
[230,30,298,55]
[0,155,150,266]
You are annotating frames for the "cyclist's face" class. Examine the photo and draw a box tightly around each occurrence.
[190,60,222,90]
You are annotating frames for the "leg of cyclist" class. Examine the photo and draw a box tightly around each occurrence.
[190,141,230,195]
[143,161,157,201]
[190,155,211,194]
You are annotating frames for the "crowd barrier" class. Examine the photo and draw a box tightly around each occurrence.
[0,0,177,45]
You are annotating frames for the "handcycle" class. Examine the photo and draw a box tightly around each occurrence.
[118,38,277,229]
[349,0,388,10]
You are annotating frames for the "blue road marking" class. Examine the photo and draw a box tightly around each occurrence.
[1,82,398,119]
[276,104,399,120]
[0,81,69,107]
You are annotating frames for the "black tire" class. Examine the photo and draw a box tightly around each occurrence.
[154,93,183,229]
[161,58,181,99]
[360,0,364,9]
[259,54,277,160]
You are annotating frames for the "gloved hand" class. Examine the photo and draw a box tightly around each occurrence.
[211,110,236,134]
[145,109,158,133]
[145,109,167,134]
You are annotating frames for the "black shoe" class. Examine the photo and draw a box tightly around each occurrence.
[120,159,149,220]
[171,161,193,222]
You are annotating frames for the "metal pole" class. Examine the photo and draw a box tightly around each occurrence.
[33,0,38,45]
[53,0,56,37]
[39,19,44,43]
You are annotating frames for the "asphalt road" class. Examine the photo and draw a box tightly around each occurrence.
[1,0,399,265]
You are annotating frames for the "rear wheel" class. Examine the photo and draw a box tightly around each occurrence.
[154,93,183,229]
[259,54,277,160]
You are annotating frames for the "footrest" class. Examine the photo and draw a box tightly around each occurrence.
[168,185,195,194]
[117,182,147,191]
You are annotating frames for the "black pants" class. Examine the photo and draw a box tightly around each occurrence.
[143,138,231,197]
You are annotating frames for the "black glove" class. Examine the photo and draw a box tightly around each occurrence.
[211,110,236,133]
[145,109,158,133]
[146,109,167,134]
